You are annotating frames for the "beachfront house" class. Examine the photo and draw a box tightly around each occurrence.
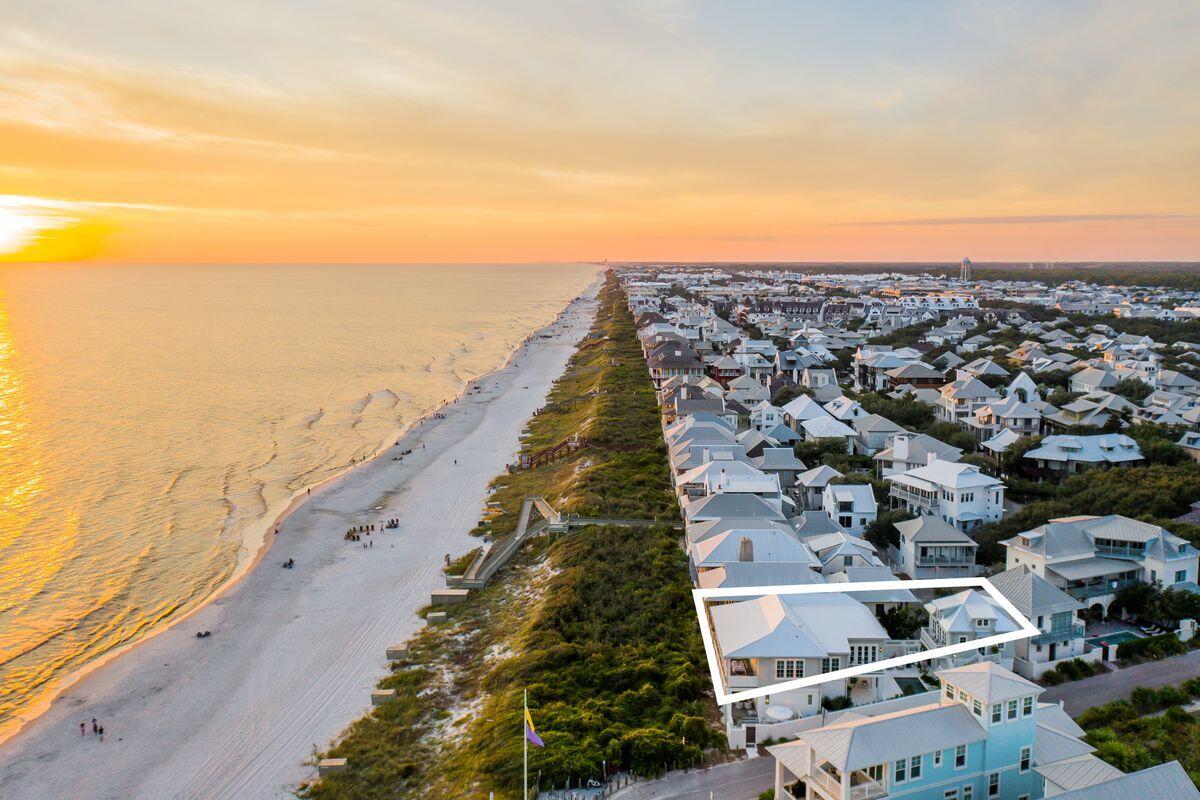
[989,565,1097,680]
[767,661,1156,800]
[1002,514,1200,617]
[708,592,893,748]
[885,459,1005,531]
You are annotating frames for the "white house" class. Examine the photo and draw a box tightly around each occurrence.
[886,459,1005,531]
[708,592,893,748]
[1003,514,1200,616]
[821,484,878,536]
[874,433,963,478]
[1023,434,1144,479]
[922,589,1019,671]
[990,565,1098,680]
[895,515,979,579]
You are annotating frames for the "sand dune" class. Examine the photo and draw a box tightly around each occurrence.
[0,282,600,800]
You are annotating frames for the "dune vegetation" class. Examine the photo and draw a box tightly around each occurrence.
[300,273,719,800]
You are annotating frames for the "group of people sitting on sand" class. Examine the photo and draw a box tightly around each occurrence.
[281,558,295,569]
[195,630,213,639]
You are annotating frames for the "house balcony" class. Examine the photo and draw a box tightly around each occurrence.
[809,765,888,800]
[1095,544,1147,560]
[1066,578,1139,601]
[916,553,976,567]
[1031,620,1086,645]
[889,485,937,512]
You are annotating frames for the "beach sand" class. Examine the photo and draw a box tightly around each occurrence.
[0,281,600,800]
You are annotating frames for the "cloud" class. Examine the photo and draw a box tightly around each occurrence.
[835,213,1199,227]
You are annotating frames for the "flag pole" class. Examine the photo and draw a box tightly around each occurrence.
[523,689,529,800]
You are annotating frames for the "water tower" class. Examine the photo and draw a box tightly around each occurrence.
[960,257,973,282]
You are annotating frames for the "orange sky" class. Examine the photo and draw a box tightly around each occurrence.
[1,2,1198,263]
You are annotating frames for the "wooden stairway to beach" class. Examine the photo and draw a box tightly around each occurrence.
[519,434,586,469]
[444,496,674,591]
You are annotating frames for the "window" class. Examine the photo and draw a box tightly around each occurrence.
[775,659,803,679]
[945,684,954,700]
[972,699,982,717]
[944,791,958,800]
[894,758,907,783]
[1017,795,1029,800]
[1176,569,1188,583]
[910,754,922,780]
[1022,696,1033,717]
[988,772,1000,798]
[991,703,1002,724]
[821,657,841,674]
[954,744,967,768]
[1020,745,1031,773]
[963,786,974,800]
[1007,699,1018,720]
[933,750,943,767]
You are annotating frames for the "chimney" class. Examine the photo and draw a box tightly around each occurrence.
[927,453,938,466]
[739,537,754,562]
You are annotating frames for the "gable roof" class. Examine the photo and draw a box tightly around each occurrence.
[989,565,1082,616]
[1048,762,1200,800]
[777,702,985,772]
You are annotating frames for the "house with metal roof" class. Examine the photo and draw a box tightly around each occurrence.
[851,414,907,456]
[708,592,894,748]
[937,375,1001,423]
[1002,514,1200,616]
[920,590,1020,671]
[1044,760,1200,799]
[822,484,878,537]
[895,516,979,579]
[769,662,1055,800]
[988,566,1097,680]
[885,459,1005,531]
[874,433,964,478]
[1022,434,1143,479]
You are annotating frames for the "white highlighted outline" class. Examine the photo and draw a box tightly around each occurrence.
[693,577,1040,705]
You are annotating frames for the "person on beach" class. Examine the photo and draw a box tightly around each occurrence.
[98,725,104,741]
[92,718,98,735]
[80,722,86,736]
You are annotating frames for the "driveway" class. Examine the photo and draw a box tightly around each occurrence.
[1041,649,1200,716]
[610,758,773,800]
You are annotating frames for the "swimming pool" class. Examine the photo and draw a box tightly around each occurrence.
[1085,631,1143,647]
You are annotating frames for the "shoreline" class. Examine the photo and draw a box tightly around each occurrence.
[0,276,601,793]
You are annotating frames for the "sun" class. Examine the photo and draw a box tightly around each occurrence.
[0,196,111,262]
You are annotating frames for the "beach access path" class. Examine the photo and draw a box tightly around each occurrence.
[0,281,600,800]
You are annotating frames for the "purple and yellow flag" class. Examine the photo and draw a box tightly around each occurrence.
[524,707,544,747]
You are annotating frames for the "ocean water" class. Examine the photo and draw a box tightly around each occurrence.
[0,262,598,738]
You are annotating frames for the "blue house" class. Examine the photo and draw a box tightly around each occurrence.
[769,661,1198,799]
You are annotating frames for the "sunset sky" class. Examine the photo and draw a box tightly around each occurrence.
[1,1,1197,263]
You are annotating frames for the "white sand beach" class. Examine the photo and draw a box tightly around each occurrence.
[0,281,600,800]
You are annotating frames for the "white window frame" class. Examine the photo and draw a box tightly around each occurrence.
[910,754,922,780]
[988,771,1000,798]
[954,744,967,769]
[1020,745,1031,774]
[775,659,803,680]
[933,750,943,768]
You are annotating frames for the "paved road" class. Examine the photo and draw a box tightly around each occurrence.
[1041,649,1200,715]
[610,758,773,800]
